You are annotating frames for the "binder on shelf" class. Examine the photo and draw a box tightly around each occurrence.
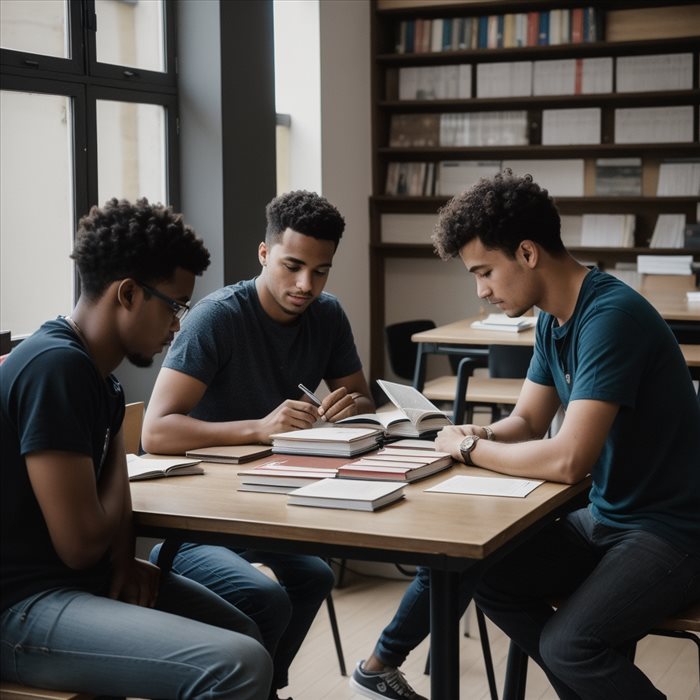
[594,158,642,197]
[616,53,693,93]
[542,108,601,145]
[615,106,694,144]
[649,214,687,249]
[656,162,700,196]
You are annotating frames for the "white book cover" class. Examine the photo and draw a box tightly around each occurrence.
[542,108,600,145]
[616,53,692,93]
[288,478,406,511]
[437,160,502,196]
[615,106,694,144]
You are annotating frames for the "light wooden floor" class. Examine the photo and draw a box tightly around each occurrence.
[281,565,700,700]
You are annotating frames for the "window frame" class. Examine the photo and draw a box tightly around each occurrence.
[0,0,179,322]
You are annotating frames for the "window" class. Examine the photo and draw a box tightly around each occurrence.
[0,0,178,338]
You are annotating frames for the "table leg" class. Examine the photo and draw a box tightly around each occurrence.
[413,343,428,391]
[503,640,528,700]
[430,569,460,699]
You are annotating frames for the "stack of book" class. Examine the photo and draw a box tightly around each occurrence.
[637,255,693,276]
[398,65,471,101]
[470,314,537,333]
[237,456,345,494]
[336,445,452,483]
[581,214,635,248]
[270,427,383,458]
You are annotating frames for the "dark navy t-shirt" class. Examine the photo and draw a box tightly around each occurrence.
[528,269,700,553]
[0,318,124,611]
[163,278,363,422]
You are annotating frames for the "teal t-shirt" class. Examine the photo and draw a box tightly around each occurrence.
[528,269,700,553]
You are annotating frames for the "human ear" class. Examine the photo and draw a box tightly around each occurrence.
[258,241,268,267]
[117,279,137,309]
[519,240,538,268]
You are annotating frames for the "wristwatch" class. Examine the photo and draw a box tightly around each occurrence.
[459,434,480,466]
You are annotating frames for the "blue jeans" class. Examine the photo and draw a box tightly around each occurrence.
[373,565,479,667]
[150,542,335,689]
[0,571,272,699]
[475,506,700,699]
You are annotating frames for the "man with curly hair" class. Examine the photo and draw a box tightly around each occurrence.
[0,198,272,699]
[351,172,700,700]
[143,189,375,699]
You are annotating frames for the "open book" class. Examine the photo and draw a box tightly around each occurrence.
[337,380,451,438]
[127,453,204,481]
[287,478,406,511]
[470,314,537,333]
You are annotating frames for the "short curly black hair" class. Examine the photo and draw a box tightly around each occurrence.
[432,171,564,260]
[71,197,210,299]
[265,190,345,247]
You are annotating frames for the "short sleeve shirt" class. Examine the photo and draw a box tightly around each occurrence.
[527,269,700,553]
[163,278,363,422]
[1,318,125,611]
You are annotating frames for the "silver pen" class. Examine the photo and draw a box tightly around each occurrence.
[298,383,322,407]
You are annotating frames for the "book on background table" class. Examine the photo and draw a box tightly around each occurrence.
[337,446,453,483]
[185,444,272,464]
[426,474,543,498]
[335,379,452,439]
[237,455,347,494]
[127,453,204,481]
[470,314,537,332]
[287,478,406,511]
[271,427,383,458]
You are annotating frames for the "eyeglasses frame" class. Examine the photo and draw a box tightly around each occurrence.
[135,281,190,321]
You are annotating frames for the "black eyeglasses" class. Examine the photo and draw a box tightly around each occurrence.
[136,281,190,321]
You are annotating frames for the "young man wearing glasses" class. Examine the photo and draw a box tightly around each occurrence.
[142,189,375,700]
[0,198,272,699]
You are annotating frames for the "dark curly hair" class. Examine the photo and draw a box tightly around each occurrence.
[432,171,564,260]
[265,190,345,247]
[71,198,210,299]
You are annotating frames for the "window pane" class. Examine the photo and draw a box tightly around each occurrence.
[0,0,69,58]
[96,100,166,204]
[0,91,74,337]
[95,0,165,73]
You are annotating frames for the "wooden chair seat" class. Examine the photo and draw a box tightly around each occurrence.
[653,600,700,632]
[0,683,94,699]
[423,374,524,406]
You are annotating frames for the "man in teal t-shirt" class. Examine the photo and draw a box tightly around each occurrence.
[429,172,699,700]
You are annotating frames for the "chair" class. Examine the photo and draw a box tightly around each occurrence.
[123,401,145,454]
[502,599,700,699]
[0,685,94,700]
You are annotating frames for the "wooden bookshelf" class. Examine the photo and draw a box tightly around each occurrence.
[369,0,700,380]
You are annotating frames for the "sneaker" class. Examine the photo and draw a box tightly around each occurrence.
[349,660,427,700]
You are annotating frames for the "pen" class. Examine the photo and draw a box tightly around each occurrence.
[298,383,322,407]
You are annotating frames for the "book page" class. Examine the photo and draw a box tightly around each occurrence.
[425,475,543,498]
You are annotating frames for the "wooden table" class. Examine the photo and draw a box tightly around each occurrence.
[640,288,700,323]
[131,461,590,700]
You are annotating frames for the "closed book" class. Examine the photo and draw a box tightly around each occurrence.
[470,314,536,332]
[127,454,204,481]
[271,427,383,457]
[185,444,273,464]
[287,478,406,511]
[238,455,345,490]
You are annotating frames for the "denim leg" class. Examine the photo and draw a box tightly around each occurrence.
[373,566,478,668]
[0,573,272,699]
[151,542,333,689]
[475,507,700,700]
[239,549,335,689]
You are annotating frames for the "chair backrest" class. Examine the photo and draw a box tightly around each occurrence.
[0,330,11,355]
[123,401,145,455]
[488,345,534,378]
[385,319,436,380]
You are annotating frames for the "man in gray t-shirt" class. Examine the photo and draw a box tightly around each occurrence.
[142,190,374,699]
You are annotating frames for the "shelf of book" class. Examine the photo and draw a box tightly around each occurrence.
[369,0,700,381]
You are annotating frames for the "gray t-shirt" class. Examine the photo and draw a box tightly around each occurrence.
[163,278,363,422]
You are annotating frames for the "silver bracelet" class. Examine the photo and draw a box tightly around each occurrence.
[483,425,495,441]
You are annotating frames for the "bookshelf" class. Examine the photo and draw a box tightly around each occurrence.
[369,0,700,380]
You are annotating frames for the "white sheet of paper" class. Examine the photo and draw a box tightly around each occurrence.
[425,474,544,498]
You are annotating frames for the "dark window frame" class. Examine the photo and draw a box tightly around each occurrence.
[1,0,180,311]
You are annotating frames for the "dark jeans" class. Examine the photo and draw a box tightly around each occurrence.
[150,542,334,690]
[475,506,700,700]
[373,565,479,667]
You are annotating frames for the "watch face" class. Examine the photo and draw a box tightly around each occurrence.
[460,435,477,452]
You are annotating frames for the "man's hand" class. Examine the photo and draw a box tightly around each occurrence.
[435,424,483,463]
[317,386,359,423]
[109,557,160,608]
[256,400,319,443]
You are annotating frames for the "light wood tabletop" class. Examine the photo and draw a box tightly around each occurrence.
[131,459,589,700]
[640,289,700,322]
[411,316,536,347]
